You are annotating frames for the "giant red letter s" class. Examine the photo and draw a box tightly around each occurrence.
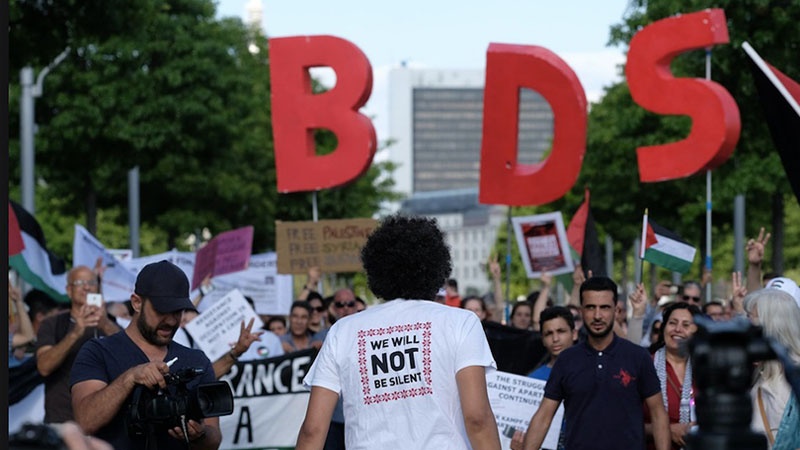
[626,9,740,182]
[270,36,376,193]
[479,44,587,206]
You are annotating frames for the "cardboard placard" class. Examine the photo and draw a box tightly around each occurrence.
[192,226,254,290]
[275,218,378,274]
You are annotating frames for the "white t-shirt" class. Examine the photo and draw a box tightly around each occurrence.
[304,299,496,450]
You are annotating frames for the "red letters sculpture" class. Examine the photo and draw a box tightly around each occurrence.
[479,44,587,206]
[270,36,376,193]
[626,9,740,182]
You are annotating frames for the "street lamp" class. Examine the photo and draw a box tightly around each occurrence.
[20,47,70,215]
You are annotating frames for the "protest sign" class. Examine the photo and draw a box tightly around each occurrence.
[486,371,564,450]
[219,349,316,449]
[511,212,574,278]
[184,289,263,362]
[275,218,377,274]
[198,253,293,315]
[123,250,196,282]
[192,226,254,290]
[72,225,137,302]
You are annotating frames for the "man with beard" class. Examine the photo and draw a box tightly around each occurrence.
[520,277,670,450]
[70,260,221,450]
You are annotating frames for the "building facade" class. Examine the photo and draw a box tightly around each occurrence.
[389,67,553,294]
[400,188,507,295]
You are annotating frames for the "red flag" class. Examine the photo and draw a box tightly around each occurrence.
[566,189,590,257]
[9,202,25,256]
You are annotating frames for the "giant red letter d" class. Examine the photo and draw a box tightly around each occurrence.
[479,44,587,206]
[270,36,376,193]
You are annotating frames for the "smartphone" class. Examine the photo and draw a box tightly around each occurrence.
[86,293,103,307]
[503,425,520,439]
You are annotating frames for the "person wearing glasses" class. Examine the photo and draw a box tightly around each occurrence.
[307,293,328,334]
[36,266,121,424]
[332,288,358,317]
[679,281,703,306]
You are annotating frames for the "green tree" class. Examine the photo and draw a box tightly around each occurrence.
[9,0,398,260]
[552,0,800,288]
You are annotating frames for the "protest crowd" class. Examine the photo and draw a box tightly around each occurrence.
[7,216,800,450]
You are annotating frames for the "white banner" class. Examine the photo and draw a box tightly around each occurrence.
[72,225,137,302]
[219,350,315,449]
[194,253,294,315]
[184,289,264,362]
[486,371,564,450]
[122,250,196,282]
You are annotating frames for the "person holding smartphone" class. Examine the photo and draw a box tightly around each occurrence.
[36,266,121,424]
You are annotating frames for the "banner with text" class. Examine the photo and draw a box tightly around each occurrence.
[72,225,137,302]
[511,212,574,279]
[185,289,264,362]
[486,370,564,450]
[219,349,316,450]
[192,226,255,289]
[122,250,196,281]
[197,253,293,315]
[275,218,378,274]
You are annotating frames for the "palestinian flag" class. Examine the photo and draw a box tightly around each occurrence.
[743,42,800,205]
[8,201,69,302]
[557,188,606,290]
[639,212,696,274]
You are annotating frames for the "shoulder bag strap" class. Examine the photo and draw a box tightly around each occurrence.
[757,387,776,445]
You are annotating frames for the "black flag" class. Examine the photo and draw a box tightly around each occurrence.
[743,42,800,205]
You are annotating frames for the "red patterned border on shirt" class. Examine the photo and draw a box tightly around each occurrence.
[358,321,433,404]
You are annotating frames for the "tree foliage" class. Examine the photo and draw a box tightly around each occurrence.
[9,0,398,261]
[553,0,800,286]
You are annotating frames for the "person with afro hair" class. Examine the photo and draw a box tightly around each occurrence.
[296,214,500,450]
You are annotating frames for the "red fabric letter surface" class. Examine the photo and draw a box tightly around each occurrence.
[270,35,376,193]
[626,9,740,182]
[479,44,587,206]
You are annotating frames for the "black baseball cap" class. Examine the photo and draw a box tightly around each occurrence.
[134,260,197,313]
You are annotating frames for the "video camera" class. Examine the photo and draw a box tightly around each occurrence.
[127,367,234,444]
[685,316,800,450]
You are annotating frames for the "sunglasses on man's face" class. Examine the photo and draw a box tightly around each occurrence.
[683,295,701,303]
[335,301,356,308]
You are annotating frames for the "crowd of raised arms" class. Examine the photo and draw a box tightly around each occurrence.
[8,220,799,450]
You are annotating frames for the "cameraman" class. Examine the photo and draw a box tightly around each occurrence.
[70,261,222,450]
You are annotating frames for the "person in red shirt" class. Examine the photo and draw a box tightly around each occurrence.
[444,278,462,308]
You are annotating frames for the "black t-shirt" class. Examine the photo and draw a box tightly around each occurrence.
[71,331,215,450]
[36,310,117,423]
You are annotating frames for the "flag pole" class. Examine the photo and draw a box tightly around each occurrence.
[637,208,648,285]
[705,48,713,303]
[505,206,512,324]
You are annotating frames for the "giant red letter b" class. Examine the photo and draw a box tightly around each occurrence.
[270,36,376,193]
